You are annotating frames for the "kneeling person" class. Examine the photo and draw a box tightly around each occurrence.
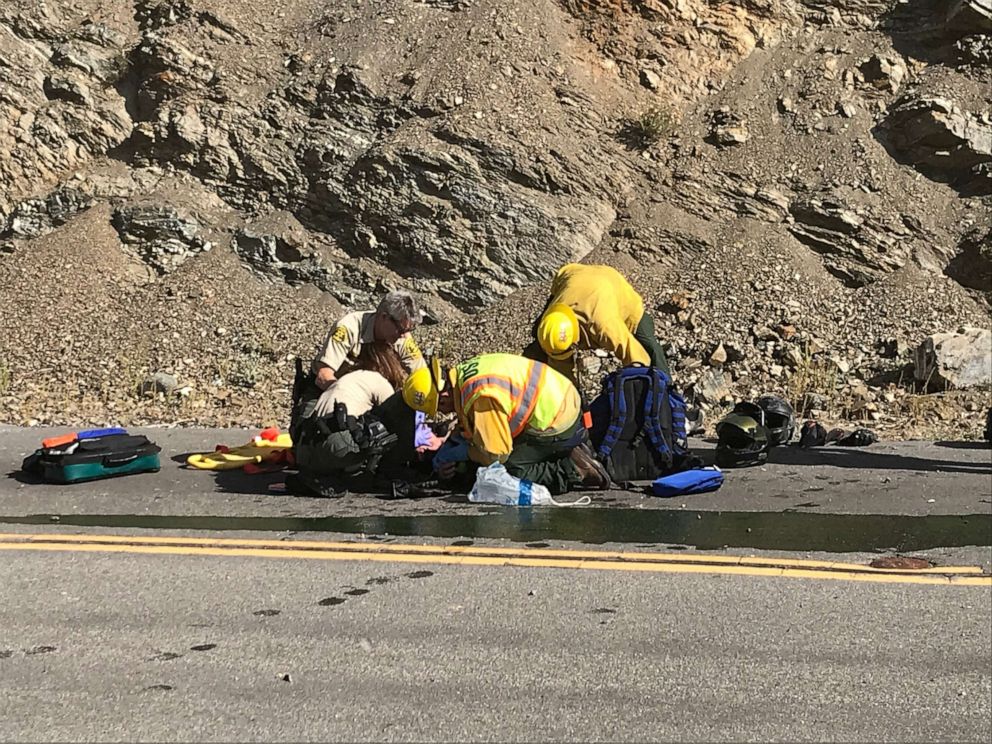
[308,290,425,417]
[525,263,670,379]
[402,353,609,495]
[293,370,401,477]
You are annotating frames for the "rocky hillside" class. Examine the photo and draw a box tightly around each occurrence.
[1,0,989,438]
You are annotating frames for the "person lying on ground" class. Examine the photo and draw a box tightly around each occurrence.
[402,353,610,495]
[522,263,671,379]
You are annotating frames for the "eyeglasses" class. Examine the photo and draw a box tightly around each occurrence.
[388,314,416,334]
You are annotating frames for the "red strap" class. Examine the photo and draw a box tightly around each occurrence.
[42,433,77,449]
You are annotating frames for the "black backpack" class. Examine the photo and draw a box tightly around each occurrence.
[588,365,689,483]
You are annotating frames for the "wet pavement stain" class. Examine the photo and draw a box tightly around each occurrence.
[405,570,434,579]
[344,589,369,596]
[870,556,933,569]
[253,609,281,617]
[366,577,391,585]
[318,597,345,606]
[25,646,56,655]
[150,651,183,661]
[190,644,217,652]
[143,684,174,692]
[2,510,990,552]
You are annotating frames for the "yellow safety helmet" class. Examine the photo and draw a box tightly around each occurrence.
[402,357,444,417]
[537,303,579,361]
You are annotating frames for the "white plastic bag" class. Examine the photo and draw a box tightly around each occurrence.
[468,463,590,507]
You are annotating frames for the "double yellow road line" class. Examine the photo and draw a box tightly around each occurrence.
[2,532,990,585]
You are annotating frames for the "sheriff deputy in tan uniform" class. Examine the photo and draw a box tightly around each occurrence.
[308,290,426,417]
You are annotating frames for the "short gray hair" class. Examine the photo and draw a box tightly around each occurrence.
[377,290,420,327]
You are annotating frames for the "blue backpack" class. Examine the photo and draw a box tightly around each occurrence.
[588,365,689,483]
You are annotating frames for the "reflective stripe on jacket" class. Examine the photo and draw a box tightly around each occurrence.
[453,353,578,440]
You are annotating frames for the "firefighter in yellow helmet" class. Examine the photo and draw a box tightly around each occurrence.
[525,263,670,378]
[402,354,609,494]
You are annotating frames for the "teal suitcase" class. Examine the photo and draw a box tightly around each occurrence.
[23,433,161,484]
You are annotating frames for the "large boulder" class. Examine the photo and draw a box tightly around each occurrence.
[232,212,332,289]
[0,187,93,250]
[879,96,992,195]
[786,197,911,287]
[946,1,992,37]
[913,327,992,390]
[857,54,906,94]
[337,136,616,309]
[111,204,212,273]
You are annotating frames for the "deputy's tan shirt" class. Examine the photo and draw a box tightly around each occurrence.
[311,310,425,378]
[311,370,395,418]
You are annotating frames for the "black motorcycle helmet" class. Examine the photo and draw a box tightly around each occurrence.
[715,412,770,468]
[755,395,796,446]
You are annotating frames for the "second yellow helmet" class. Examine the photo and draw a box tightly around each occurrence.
[537,304,579,360]
[402,357,444,417]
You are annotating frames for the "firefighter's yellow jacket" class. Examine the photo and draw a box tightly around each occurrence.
[546,263,649,366]
[450,354,580,465]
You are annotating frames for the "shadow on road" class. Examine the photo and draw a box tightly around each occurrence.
[211,467,285,495]
[934,441,992,451]
[770,446,992,475]
[6,469,44,485]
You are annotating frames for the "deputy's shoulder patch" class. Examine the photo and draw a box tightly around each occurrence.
[402,336,422,358]
[330,325,351,345]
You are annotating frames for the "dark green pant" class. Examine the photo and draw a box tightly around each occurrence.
[370,391,418,471]
[634,313,670,375]
[505,420,584,496]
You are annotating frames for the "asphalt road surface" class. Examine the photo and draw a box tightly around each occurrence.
[2,427,990,520]
[1,541,990,742]
[1,426,990,741]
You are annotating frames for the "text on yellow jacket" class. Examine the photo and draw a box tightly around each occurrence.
[450,354,581,465]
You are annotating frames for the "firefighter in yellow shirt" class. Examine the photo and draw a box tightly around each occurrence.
[524,263,670,378]
[402,354,609,494]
